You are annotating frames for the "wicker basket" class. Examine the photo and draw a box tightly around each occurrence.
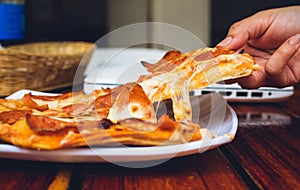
[0,42,95,96]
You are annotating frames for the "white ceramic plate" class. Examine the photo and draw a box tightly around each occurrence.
[0,90,237,164]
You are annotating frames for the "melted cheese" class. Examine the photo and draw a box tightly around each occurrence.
[107,84,157,123]
[139,67,192,122]
[139,48,258,123]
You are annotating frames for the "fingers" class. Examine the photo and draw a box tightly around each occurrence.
[237,70,266,89]
[263,33,300,87]
[265,33,300,75]
[234,34,300,89]
[218,12,272,50]
[217,21,249,50]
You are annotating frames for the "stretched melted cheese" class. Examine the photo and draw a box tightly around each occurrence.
[138,46,258,121]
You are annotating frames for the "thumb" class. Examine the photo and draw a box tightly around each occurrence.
[217,12,270,50]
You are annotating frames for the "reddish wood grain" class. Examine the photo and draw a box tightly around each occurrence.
[0,159,58,190]
[77,149,247,190]
[227,94,300,190]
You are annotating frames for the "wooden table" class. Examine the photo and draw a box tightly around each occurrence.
[0,85,299,190]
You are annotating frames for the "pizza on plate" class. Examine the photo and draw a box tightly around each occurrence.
[0,46,258,150]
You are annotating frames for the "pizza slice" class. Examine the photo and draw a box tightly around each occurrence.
[138,46,258,121]
[138,46,258,102]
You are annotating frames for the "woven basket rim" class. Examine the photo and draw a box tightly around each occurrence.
[0,41,95,57]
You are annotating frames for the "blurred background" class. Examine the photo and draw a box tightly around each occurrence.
[1,0,299,46]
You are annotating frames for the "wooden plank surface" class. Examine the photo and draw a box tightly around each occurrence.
[77,149,248,190]
[0,149,248,190]
[0,159,59,190]
[226,94,300,190]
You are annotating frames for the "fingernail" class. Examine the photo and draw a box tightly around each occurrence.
[218,36,232,47]
[289,33,300,45]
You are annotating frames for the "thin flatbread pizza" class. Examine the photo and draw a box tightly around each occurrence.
[0,46,258,150]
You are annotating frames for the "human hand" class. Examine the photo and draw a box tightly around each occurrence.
[218,6,300,88]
